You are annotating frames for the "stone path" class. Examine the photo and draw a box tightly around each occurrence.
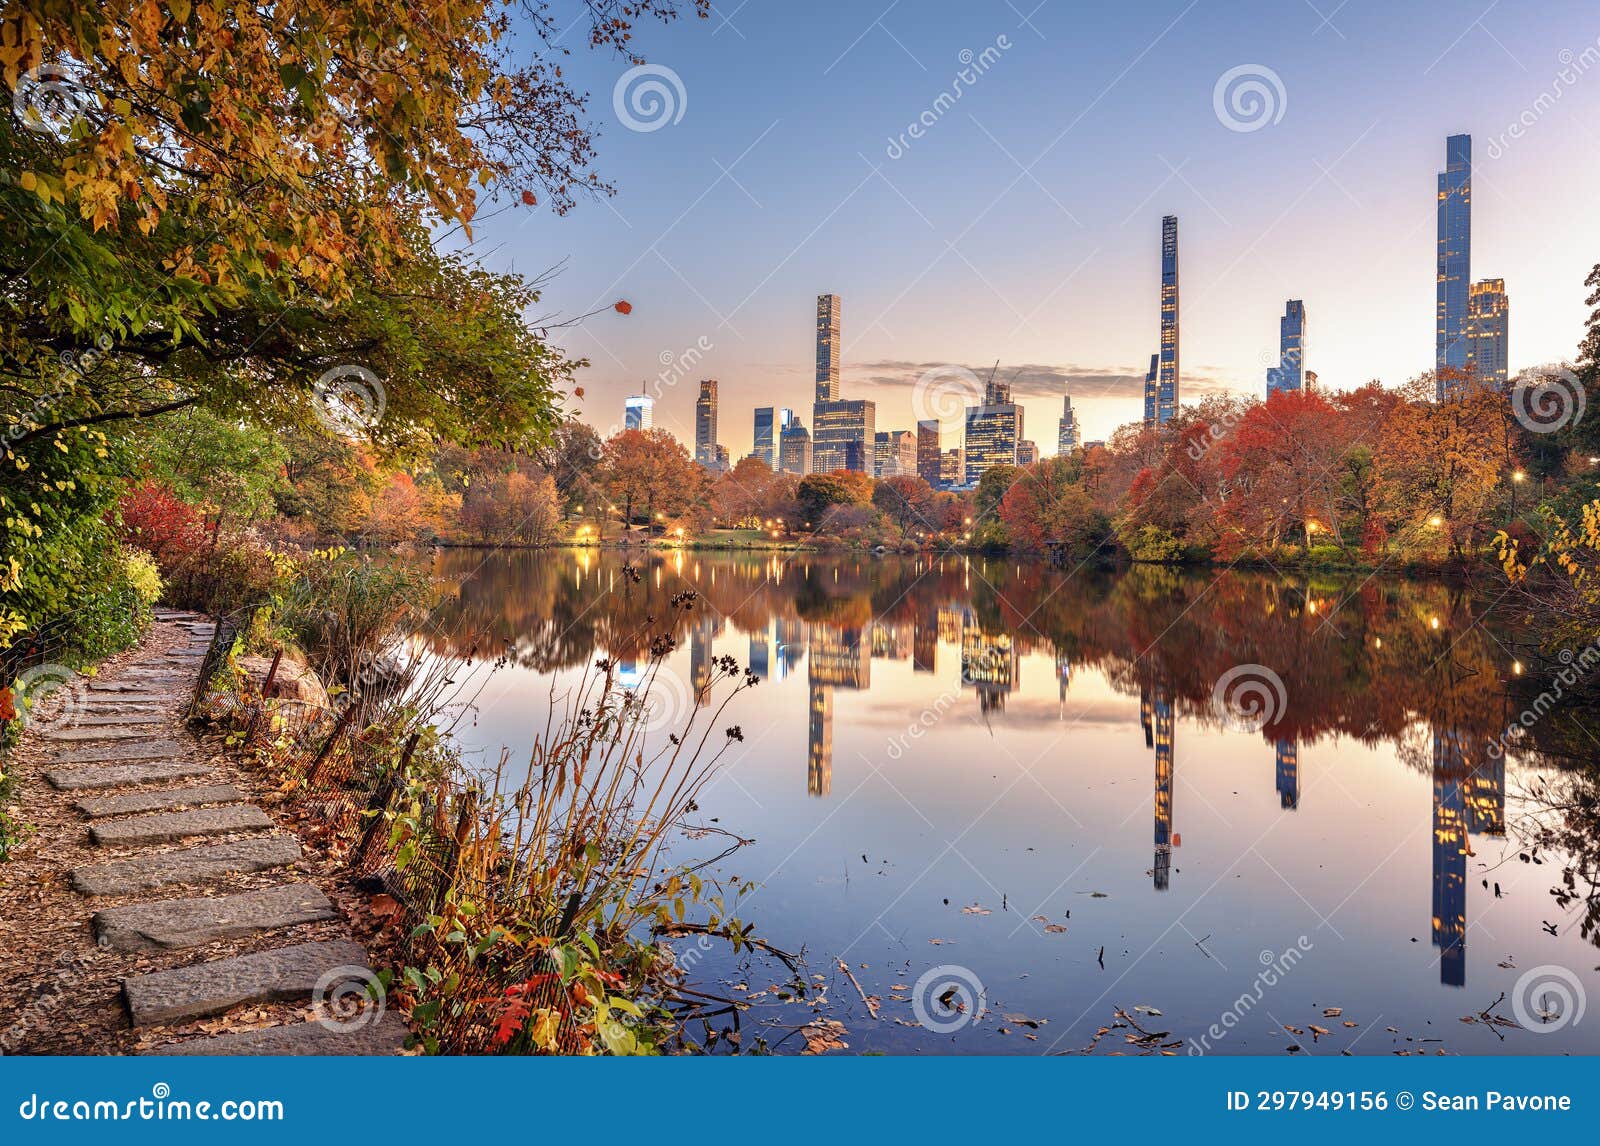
[9,609,405,1055]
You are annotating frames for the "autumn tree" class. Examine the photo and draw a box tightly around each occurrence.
[999,456,1109,556]
[600,429,702,533]
[872,475,941,537]
[796,471,875,527]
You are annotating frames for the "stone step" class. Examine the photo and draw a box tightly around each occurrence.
[65,714,170,727]
[41,725,154,741]
[72,835,301,896]
[86,681,183,696]
[90,805,273,847]
[94,884,336,952]
[76,784,245,819]
[45,740,187,764]
[145,1011,407,1056]
[45,760,211,791]
[122,940,372,1026]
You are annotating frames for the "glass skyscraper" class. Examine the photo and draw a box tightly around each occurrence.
[916,419,942,486]
[1141,352,1159,426]
[1436,134,1473,398]
[1057,392,1080,454]
[1265,299,1307,396]
[778,417,812,474]
[752,406,791,468]
[963,372,1023,486]
[1153,214,1180,426]
[815,293,841,403]
[623,394,654,431]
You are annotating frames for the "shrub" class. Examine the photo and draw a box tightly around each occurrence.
[1120,523,1185,564]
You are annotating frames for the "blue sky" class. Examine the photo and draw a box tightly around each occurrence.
[470,0,1600,452]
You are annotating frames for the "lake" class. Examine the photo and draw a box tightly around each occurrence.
[414,547,1600,1055]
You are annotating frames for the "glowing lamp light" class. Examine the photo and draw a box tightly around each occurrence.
[1428,516,1443,527]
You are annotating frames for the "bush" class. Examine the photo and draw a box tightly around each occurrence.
[1120,524,1185,564]
[272,551,437,685]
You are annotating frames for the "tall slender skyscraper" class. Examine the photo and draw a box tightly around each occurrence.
[815,293,841,402]
[623,394,654,431]
[1154,214,1180,425]
[1266,300,1307,396]
[1057,392,1080,454]
[811,293,874,472]
[694,379,719,467]
[1466,278,1509,387]
[1436,134,1473,398]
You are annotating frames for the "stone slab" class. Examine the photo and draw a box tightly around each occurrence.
[45,740,187,764]
[76,784,245,819]
[65,714,170,727]
[145,1012,407,1056]
[41,726,152,741]
[122,941,371,1026]
[45,760,211,791]
[90,805,272,847]
[93,884,336,952]
[72,836,302,896]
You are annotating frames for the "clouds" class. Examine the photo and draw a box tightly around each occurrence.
[845,360,1243,402]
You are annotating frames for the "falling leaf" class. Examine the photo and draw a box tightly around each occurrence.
[521,190,537,205]
[614,300,633,315]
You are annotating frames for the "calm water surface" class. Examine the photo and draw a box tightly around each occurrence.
[416,548,1600,1055]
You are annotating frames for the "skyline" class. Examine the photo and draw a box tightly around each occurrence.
[478,1,1600,458]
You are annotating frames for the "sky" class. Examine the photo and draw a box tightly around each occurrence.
[467,0,1600,454]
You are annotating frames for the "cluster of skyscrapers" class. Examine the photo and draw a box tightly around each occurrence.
[619,133,1513,481]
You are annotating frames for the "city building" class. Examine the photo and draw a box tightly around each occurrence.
[1141,352,1159,426]
[623,394,654,431]
[1466,278,1509,387]
[939,447,965,488]
[1266,299,1307,396]
[1057,393,1080,454]
[694,379,719,467]
[963,371,1024,485]
[916,419,942,486]
[1436,133,1473,398]
[1151,214,1180,425]
[1142,680,1176,891]
[752,406,792,469]
[1016,440,1038,466]
[810,293,875,472]
[1274,739,1299,810]
[778,417,812,475]
[874,429,917,477]
[1303,371,1319,393]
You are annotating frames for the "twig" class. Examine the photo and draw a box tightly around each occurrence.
[837,958,880,1020]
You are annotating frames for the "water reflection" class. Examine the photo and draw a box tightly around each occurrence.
[420,549,1595,1048]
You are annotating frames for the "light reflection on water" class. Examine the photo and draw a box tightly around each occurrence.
[416,548,1600,1055]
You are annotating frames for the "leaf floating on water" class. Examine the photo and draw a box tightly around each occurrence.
[1004,1013,1046,1028]
[800,1019,849,1055]
[1030,915,1049,924]
[1043,923,1068,934]
[1322,1007,1342,1017]
[960,903,991,916]
[1134,1005,1163,1017]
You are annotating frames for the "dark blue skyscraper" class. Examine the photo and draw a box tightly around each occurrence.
[1266,300,1307,396]
[1436,134,1472,398]
[1141,352,1159,426]
[1154,215,1180,425]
